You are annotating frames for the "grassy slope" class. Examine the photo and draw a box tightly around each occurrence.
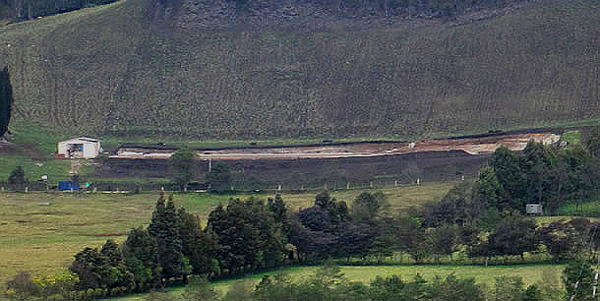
[0,0,599,140]
[106,264,565,301]
[0,182,453,283]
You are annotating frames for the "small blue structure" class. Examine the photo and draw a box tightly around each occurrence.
[58,181,80,191]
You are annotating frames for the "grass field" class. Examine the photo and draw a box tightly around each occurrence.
[0,182,454,283]
[104,264,565,301]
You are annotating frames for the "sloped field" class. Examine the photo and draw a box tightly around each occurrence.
[0,0,599,139]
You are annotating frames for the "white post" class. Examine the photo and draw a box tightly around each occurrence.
[593,255,600,297]
[346,182,350,190]
[370,182,373,188]
[300,185,304,191]
[395,180,398,187]
[416,178,421,186]
[461,175,465,181]
[25,187,28,193]
[208,158,212,172]
[278,184,282,191]
[1,186,4,192]
[161,186,165,192]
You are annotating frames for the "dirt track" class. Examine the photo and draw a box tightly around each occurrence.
[112,132,561,161]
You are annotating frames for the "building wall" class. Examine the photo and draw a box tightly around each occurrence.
[57,141,101,158]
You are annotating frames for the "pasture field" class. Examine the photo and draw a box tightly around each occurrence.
[105,264,565,301]
[0,182,454,283]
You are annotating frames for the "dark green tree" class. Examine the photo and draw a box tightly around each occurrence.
[429,224,459,261]
[99,240,135,292]
[207,198,287,273]
[314,191,350,225]
[267,194,289,235]
[169,148,195,191]
[0,66,13,138]
[395,216,430,263]
[177,207,220,276]
[69,247,113,290]
[351,191,388,223]
[123,227,161,292]
[336,222,377,260]
[148,195,184,282]
[522,141,556,206]
[488,214,538,259]
[473,166,505,210]
[421,182,476,227]
[7,166,27,185]
[490,146,526,208]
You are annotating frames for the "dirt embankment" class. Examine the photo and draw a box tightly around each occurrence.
[112,132,561,161]
[97,131,561,187]
[96,150,490,188]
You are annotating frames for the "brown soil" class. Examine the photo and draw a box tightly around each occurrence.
[112,132,560,161]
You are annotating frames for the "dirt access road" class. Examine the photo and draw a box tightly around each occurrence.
[112,132,561,161]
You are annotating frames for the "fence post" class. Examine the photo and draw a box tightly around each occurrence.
[25,187,29,193]
[346,182,350,190]
[416,178,421,186]
[278,184,282,191]
[300,185,304,191]
[394,180,398,187]
[1,186,4,192]
[370,182,373,188]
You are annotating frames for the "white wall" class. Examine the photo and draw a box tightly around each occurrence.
[57,141,101,158]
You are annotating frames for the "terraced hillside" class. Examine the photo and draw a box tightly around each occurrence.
[0,0,599,139]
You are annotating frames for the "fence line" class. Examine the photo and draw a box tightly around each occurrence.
[0,175,471,194]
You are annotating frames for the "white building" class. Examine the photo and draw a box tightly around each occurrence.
[57,137,102,159]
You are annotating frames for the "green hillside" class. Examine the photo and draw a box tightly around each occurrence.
[0,0,599,139]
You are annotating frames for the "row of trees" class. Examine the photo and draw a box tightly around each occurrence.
[478,133,600,214]
[147,263,569,301]
[7,187,599,300]
[6,133,600,300]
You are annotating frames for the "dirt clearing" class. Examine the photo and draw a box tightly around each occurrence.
[112,132,561,161]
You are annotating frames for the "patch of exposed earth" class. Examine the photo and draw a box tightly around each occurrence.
[112,132,561,161]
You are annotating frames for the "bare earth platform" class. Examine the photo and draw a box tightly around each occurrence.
[112,133,561,161]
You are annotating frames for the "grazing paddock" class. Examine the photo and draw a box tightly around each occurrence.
[0,182,454,282]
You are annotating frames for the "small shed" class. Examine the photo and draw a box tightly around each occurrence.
[526,204,543,216]
[57,137,102,159]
